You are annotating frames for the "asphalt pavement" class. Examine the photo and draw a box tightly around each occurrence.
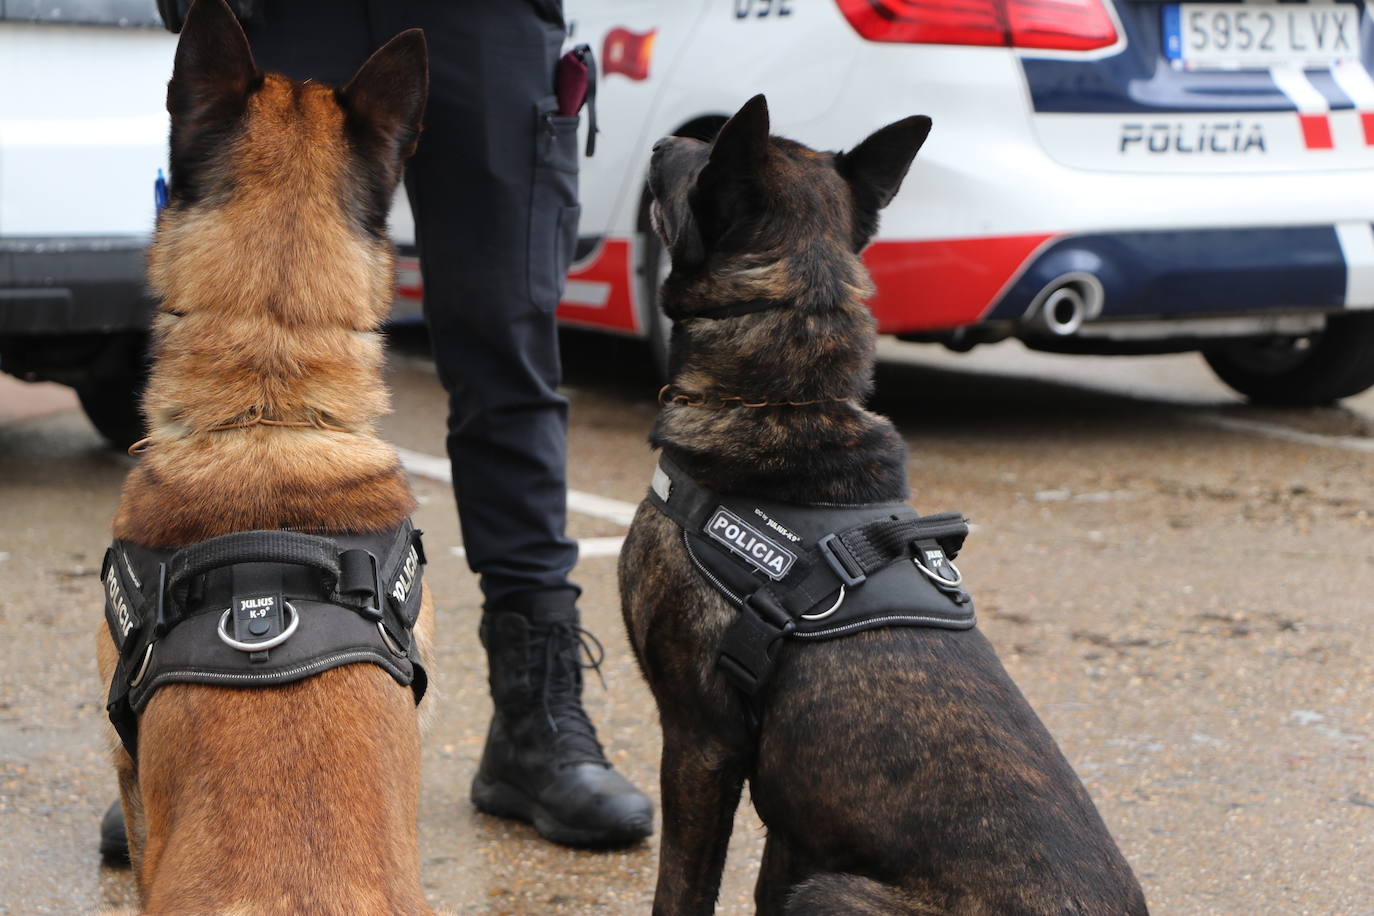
[1,330,1371,915]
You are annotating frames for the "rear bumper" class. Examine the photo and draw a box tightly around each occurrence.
[866,224,1374,336]
[840,42,1374,335]
[990,224,1370,321]
[0,236,153,335]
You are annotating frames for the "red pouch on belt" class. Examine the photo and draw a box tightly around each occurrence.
[554,43,598,155]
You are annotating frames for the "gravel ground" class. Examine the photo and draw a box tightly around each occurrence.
[1,334,1370,915]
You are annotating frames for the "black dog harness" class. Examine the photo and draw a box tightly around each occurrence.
[102,521,427,760]
[647,457,975,699]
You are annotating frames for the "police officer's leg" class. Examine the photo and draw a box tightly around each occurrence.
[241,0,372,85]
[373,0,651,846]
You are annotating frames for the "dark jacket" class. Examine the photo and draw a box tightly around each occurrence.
[157,0,563,33]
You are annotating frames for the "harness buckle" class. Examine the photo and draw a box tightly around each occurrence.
[817,533,867,587]
[717,590,795,697]
[339,549,383,621]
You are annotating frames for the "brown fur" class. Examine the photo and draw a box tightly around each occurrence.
[621,96,1148,915]
[97,2,441,912]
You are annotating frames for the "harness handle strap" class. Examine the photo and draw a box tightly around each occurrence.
[167,530,341,610]
[835,511,968,574]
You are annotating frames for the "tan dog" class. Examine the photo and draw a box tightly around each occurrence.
[95,1,443,912]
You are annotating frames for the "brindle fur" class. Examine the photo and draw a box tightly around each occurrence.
[619,96,1149,915]
[95,2,444,912]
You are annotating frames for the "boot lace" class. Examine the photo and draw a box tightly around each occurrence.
[540,622,610,768]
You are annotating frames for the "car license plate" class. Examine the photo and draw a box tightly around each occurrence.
[1163,3,1361,70]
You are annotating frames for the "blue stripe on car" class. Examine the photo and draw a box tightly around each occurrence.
[985,227,1349,320]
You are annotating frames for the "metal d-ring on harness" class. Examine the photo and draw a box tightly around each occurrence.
[101,521,428,760]
[128,643,155,688]
[216,601,300,652]
[915,554,963,588]
[645,456,977,705]
[800,585,846,621]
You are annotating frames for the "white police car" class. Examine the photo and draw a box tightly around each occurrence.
[1,1,174,444]
[9,0,1374,440]
[507,0,1374,404]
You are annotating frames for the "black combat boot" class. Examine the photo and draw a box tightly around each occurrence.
[471,589,653,847]
[99,799,130,867]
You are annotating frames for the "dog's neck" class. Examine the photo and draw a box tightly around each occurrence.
[112,207,414,546]
[141,198,399,430]
[652,296,910,506]
[141,312,391,443]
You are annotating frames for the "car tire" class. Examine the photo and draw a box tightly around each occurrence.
[75,335,149,450]
[640,219,673,381]
[637,117,727,381]
[76,377,147,450]
[1203,312,1374,406]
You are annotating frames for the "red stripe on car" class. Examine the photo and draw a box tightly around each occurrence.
[1300,114,1334,150]
[556,239,639,333]
[1361,112,1374,146]
[863,235,1056,333]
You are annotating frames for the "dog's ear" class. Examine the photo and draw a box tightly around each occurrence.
[165,0,258,202]
[704,94,771,183]
[836,115,932,250]
[340,29,429,168]
[691,94,771,249]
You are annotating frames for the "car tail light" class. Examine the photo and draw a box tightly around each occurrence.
[1005,0,1118,50]
[836,0,1117,52]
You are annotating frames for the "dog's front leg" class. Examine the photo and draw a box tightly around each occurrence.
[754,834,803,916]
[653,729,747,916]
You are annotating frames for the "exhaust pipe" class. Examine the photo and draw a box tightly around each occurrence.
[1026,273,1104,337]
[1038,286,1087,336]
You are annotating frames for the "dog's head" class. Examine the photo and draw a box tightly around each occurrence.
[164,0,427,233]
[649,95,930,319]
[148,0,427,327]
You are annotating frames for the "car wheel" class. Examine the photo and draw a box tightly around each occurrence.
[75,337,150,449]
[1203,312,1374,406]
[640,217,673,381]
[637,118,726,381]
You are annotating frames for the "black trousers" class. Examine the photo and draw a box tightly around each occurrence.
[244,0,581,607]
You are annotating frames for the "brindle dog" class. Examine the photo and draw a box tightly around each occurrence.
[618,95,1149,915]
[96,1,444,912]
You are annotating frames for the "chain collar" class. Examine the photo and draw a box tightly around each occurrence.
[128,406,353,455]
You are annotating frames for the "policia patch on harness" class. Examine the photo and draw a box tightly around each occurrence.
[705,507,797,579]
[102,521,427,760]
[648,456,975,699]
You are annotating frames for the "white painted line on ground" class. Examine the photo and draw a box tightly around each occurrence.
[451,536,624,561]
[567,490,640,527]
[395,447,452,482]
[1189,413,1374,453]
[396,447,641,527]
